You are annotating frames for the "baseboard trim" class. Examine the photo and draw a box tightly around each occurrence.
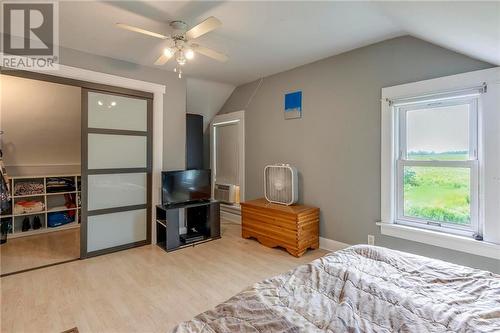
[221,210,241,224]
[319,237,350,252]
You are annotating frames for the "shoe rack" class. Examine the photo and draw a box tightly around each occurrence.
[0,174,81,239]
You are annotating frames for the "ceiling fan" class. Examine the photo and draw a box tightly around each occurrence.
[116,16,228,78]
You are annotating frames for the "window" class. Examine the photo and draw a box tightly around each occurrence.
[381,68,500,259]
[396,96,479,237]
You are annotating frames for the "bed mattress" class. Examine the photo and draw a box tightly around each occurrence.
[173,245,500,332]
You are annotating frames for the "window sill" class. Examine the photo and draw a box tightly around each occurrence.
[378,222,500,260]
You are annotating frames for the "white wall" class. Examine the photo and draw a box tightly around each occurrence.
[0,75,81,176]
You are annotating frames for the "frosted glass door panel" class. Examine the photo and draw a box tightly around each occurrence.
[87,209,146,252]
[84,88,150,256]
[88,173,147,210]
[88,92,147,131]
[88,134,147,169]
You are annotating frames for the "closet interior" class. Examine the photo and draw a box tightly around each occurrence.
[0,74,81,275]
[1,71,152,275]
[3,175,81,236]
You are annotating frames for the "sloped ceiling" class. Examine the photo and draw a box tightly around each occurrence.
[375,1,499,69]
[186,78,235,129]
[52,1,499,85]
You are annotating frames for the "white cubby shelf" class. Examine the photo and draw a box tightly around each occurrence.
[0,174,81,239]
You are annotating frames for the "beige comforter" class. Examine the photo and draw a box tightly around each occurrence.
[173,245,500,332]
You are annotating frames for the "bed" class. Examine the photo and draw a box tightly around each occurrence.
[173,245,500,333]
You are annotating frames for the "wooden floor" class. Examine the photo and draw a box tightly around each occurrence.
[0,222,327,333]
[0,228,80,276]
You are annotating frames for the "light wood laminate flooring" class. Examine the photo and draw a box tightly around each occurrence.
[1,228,80,276]
[1,222,327,333]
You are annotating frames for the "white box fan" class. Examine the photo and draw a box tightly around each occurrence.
[264,164,298,205]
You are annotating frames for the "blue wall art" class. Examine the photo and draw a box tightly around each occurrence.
[284,90,302,119]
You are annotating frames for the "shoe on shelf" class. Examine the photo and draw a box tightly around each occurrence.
[22,217,31,232]
[33,216,42,230]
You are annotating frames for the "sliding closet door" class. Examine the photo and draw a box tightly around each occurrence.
[81,89,152,258]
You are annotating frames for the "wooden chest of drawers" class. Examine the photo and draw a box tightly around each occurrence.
[241,198,319,257]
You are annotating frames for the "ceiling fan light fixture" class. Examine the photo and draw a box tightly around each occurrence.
[163,48,173,57]
[118,16,226,79]
[184,49,194,60]
[177,56,186,66]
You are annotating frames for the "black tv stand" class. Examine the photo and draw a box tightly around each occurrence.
[156,200,220,252]
[180,233,205,244]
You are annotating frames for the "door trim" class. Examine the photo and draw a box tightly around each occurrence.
[1,68,155,99]
[210,110,246,203]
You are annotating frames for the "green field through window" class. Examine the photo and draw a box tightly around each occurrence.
[404,152,470,225]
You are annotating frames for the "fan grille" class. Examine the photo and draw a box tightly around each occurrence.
[265,166,293,204]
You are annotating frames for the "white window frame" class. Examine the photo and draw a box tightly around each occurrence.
[380,67,500,260]
[395,96,479,238]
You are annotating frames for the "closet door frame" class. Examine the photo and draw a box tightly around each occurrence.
[2,68,160,261]
[81,88,153,259]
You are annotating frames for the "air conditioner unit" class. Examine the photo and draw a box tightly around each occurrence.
[264,164,298,205]
[214,183,239,204]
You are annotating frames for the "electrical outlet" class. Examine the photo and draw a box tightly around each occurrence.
[367,235,375,246]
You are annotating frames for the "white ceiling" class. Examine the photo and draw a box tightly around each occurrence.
[58,1,499,85]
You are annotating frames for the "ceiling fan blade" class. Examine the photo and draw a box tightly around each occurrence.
[191,43,228,62]
[185,16,221,40]
[154,53,172,65]
[116,23,168,39]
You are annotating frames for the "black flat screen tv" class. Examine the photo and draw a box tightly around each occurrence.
[162,169,211,205]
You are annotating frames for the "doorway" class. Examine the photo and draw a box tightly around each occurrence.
[0,74,82,275]
[0,69,157,275]
[210,111,245,221]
